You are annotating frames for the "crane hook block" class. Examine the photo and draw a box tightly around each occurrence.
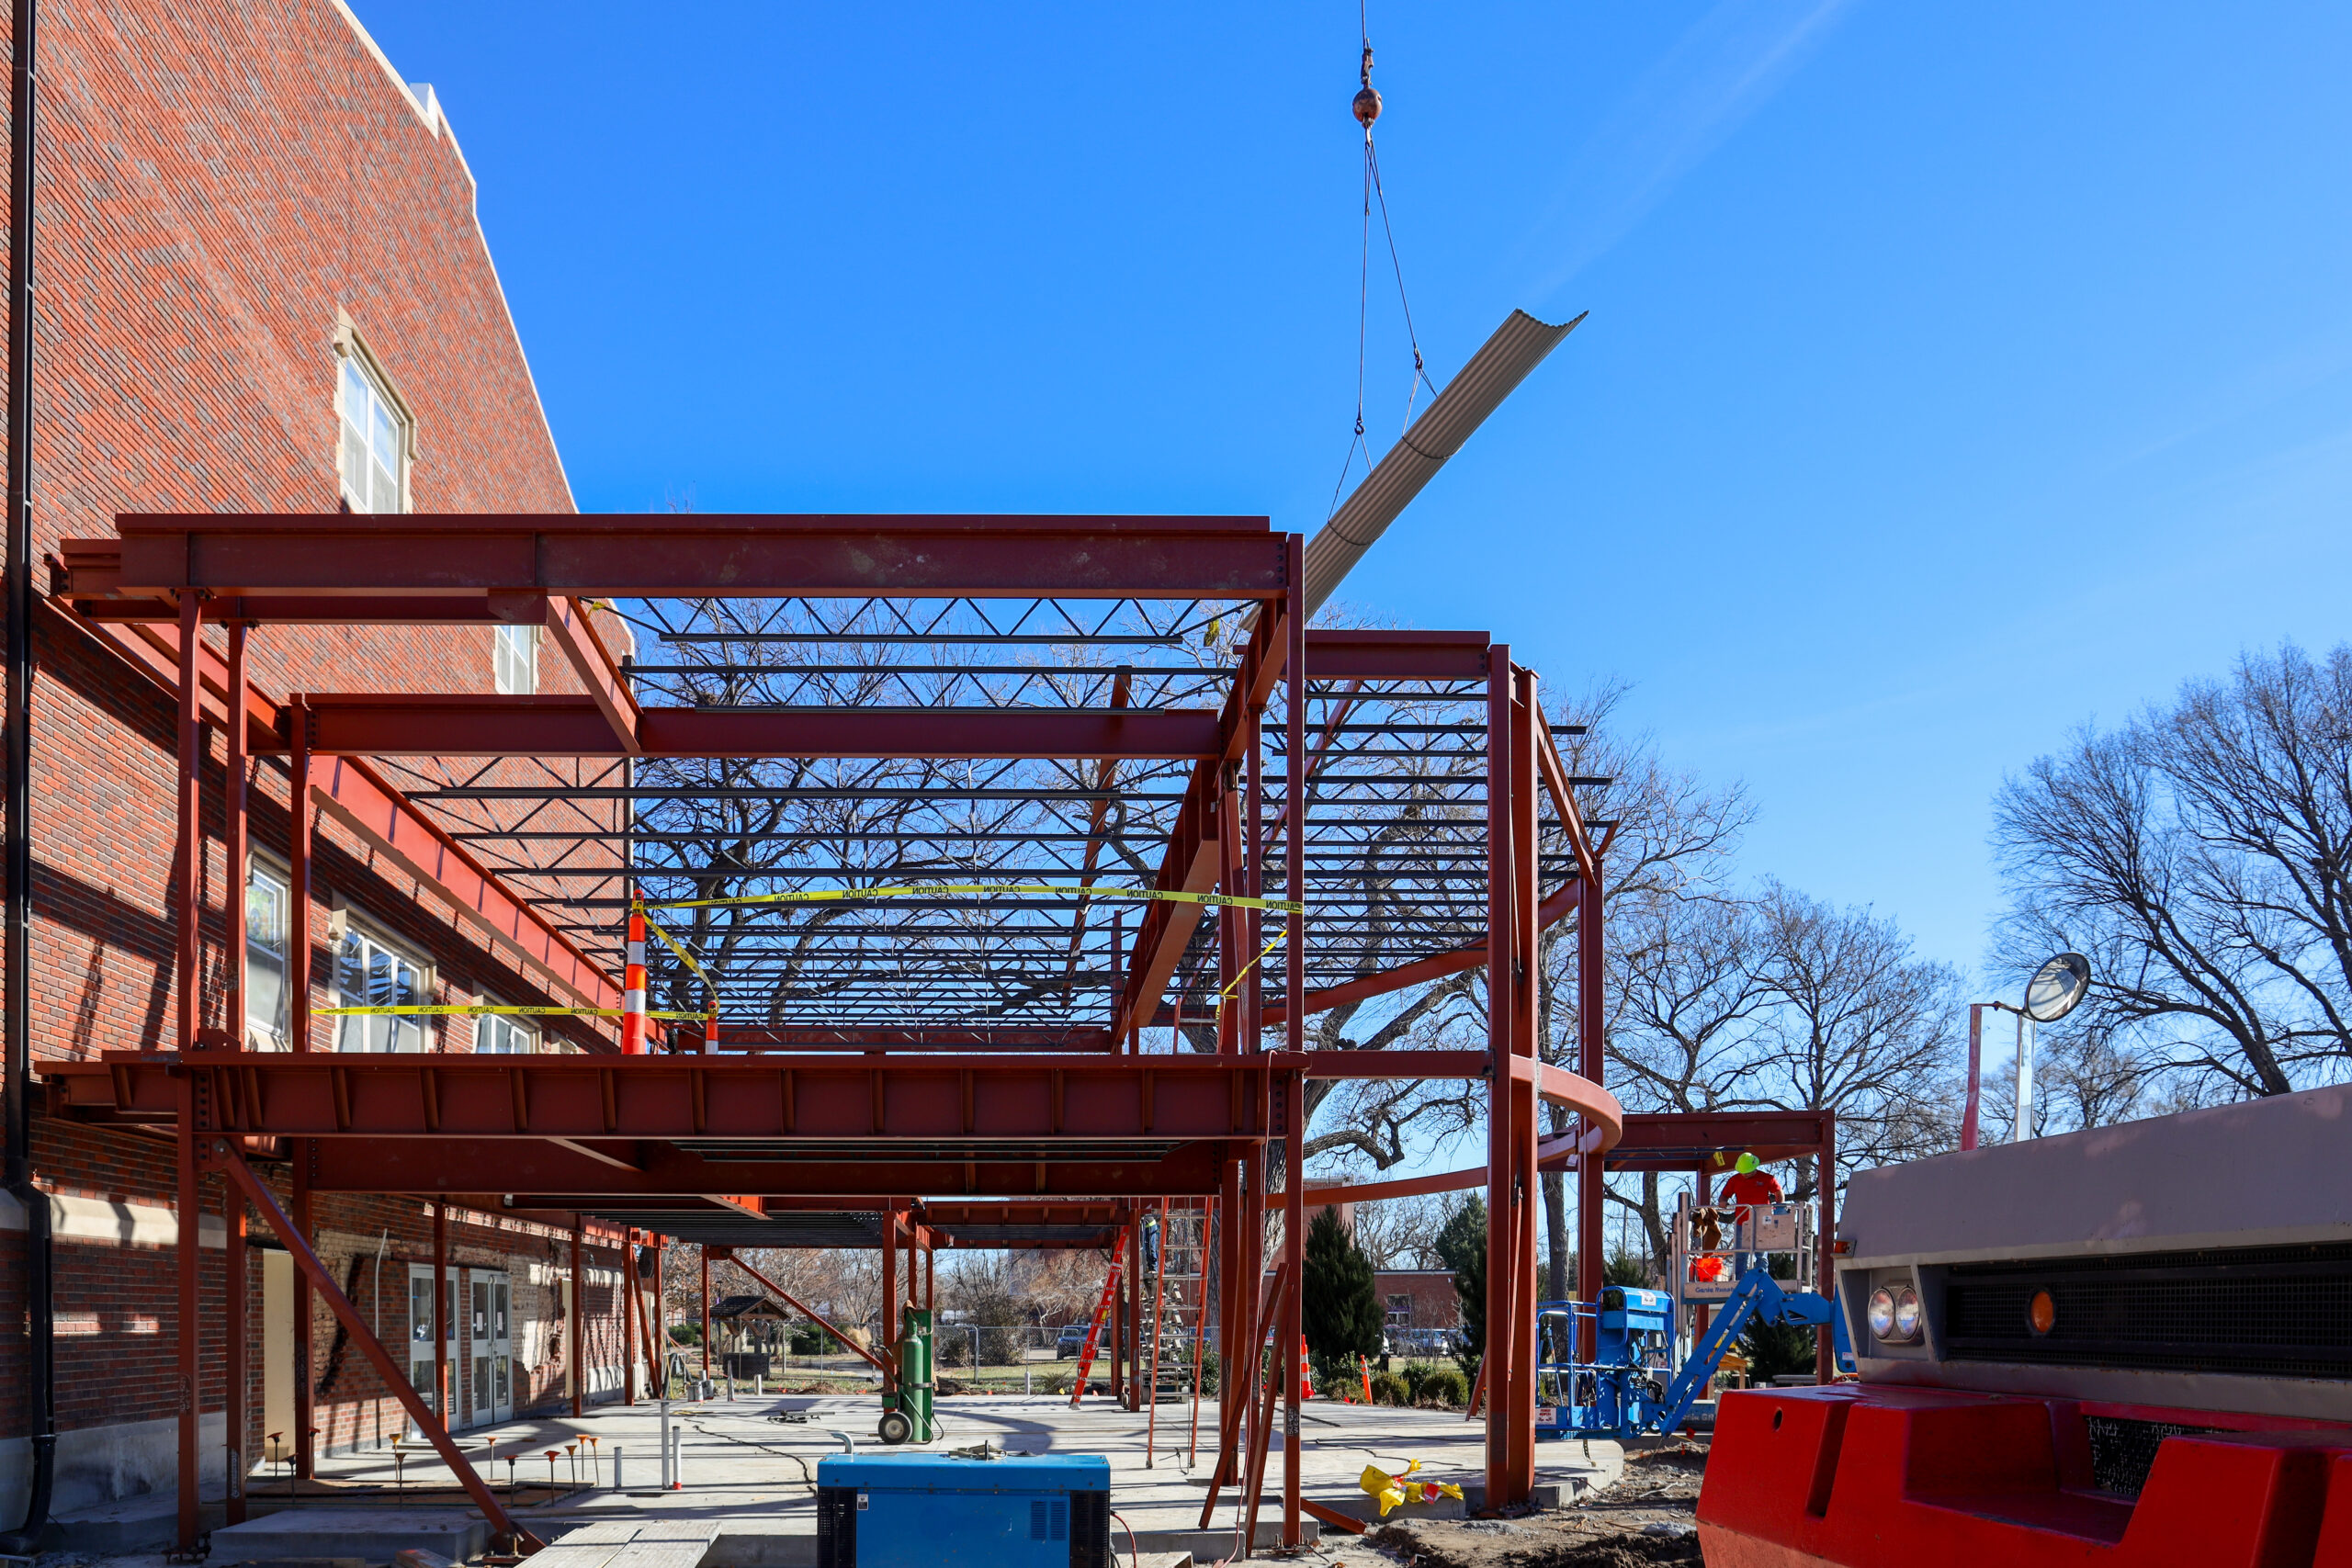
[1354,44,1382,129]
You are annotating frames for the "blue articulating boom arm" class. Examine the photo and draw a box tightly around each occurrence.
[1657,1267,1855,1435]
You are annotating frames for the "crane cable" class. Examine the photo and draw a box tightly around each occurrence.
[1328,1,1436,521]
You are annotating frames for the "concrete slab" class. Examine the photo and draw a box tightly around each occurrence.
[234,1391,1622,1564]
[52,1493,226,1554]
[208,1509,489,1565]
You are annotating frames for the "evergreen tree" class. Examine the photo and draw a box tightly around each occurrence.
[1300,1204,1383,1382]
[1433,1195,1487,1380]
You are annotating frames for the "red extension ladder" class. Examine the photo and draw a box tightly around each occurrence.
[1066,1224,1132,1406]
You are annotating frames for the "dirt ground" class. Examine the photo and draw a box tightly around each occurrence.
[1360,1443,1706,1568]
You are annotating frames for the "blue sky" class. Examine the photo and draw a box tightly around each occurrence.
[365,0,2352,987]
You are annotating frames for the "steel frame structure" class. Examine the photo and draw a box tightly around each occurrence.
[46,512,1625,1554]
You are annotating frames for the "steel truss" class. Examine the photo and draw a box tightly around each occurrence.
[51,514,1623,1554]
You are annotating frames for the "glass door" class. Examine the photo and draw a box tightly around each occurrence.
[407,1265,455,1429]
[469,1269,514,1426]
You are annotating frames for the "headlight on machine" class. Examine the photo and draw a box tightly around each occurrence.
[1892,1287,1922,1341]
[1866,1282,1923,1344]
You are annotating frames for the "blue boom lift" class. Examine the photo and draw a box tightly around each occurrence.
[1534,1199,1854,1441]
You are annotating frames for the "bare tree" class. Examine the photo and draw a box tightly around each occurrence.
[1298,681,1753,1297]
[1751,884,1964,1183]
[1535,684,1752,1296]
[1994,642,2352,1104]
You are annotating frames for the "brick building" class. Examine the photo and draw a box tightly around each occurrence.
[0,0,649,1526]
[1374,1269,1461,1333]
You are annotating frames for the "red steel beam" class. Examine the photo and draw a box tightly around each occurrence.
[540,595,641,754]
[207,1144,541,1551]
[103,513,1288,601]
[51,1048,1486,1136]
[309,1138,1235,1198]
[279,695,1224,761]
[1303,629,1491,682]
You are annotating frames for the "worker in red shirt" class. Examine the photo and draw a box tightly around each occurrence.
[1719,1152,1782,1210]
[1719,1153,1784,1276]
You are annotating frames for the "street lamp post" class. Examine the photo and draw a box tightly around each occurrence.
[1963,953,2092,1151]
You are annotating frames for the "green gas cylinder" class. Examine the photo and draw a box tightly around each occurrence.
[878,1306,936,1444]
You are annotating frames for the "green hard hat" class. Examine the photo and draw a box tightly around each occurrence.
[1735,1152,1760,1174]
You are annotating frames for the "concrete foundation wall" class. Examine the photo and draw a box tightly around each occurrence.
[0,1411,229,1525]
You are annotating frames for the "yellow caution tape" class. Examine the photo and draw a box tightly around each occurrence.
[1216,933,1285,1005]
[639,913,716,988]
[637,883,1305,915]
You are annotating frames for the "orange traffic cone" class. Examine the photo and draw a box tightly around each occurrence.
[1299,1337,1313,1401]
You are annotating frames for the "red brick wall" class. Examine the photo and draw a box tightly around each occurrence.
[1374,1270,1461,1330]
[0,0,642,1483]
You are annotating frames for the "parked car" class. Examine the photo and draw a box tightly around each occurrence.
[1056,1324,1090,1359]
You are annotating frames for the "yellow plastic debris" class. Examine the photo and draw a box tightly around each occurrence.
[1358,1458,1465,1517]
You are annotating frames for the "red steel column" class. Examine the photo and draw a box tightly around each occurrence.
[175,1071,200,1549]
[1280,535,1306,1546]
[286,694,317,1475]
[1129,1211,1146,1409]
[623,1228,639,1404]
[1815,1115,1838,1381]
[174,595,202,1052]
[1244,1143,1265,1479]
[696,1240,710,1382]
[879,1211,899,1395]
[288,696,312,1055]
[1230,698,1261,1482]
[654,1233,668,1394]
[434,1204,450,1427]
[223,624,248,1043]
[291,1157,315,1479]
[1507,668,1542,1501]
[571,1220,587,1416]
[225,1186,247,1523]
[1576,857,1606,1334]
[1483,645,1518,1505]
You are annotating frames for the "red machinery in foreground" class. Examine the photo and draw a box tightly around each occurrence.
[1700,1083,2352,1568]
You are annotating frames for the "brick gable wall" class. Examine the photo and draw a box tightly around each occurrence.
[0,0,643,1497]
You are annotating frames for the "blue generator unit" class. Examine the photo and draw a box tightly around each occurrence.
[814,1451,1111,1568]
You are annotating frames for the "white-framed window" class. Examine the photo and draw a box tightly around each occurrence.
[337,346,410,513]
[333,919,432,1053]
[476,1008,537,1055]
[246,861,290,1046]
[492,624,539,694]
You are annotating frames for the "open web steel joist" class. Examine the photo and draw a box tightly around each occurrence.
[47,511,1623,1552]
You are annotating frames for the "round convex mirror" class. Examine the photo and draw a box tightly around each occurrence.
[2022,952,2092,1023]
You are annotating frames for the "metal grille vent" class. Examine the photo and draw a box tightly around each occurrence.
[815,1486,856,1568]
[2085,1416,2222,1498]
[1941,1240,2352,1379]
[1070,1489,1110,1568]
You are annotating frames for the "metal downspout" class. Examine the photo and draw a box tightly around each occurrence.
[1,0,52,1549]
